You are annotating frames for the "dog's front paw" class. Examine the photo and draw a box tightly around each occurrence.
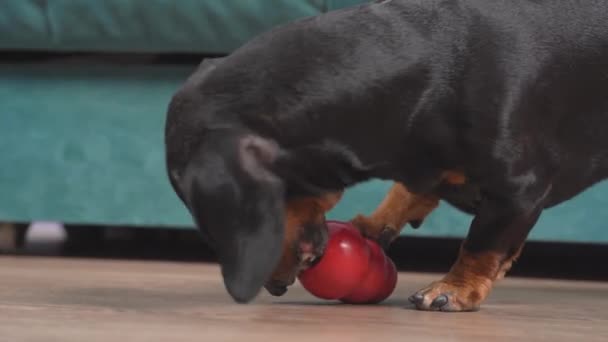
[408,278,492,312]
[350,214,399,249]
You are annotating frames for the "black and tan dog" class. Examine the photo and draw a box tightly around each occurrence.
[165,0,608,311]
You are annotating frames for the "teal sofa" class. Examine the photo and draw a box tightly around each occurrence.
[1,0,607,244]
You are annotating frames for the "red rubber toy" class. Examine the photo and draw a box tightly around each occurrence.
[297,221,371,299]
[340,239,396,304]
[298,221,398,304]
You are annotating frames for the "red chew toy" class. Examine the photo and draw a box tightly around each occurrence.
[298,221,398,304]
[297,222,371,300]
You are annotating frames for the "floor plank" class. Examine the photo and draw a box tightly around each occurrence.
[0,256,607,342]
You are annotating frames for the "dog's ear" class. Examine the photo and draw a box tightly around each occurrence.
[180,131,285,303]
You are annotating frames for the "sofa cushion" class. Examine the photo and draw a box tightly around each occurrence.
[0,0,367,54]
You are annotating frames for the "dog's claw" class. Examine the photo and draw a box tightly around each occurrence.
[300,252,317,267]
[378,227,397,250]
[409,220,423,229]
[431,294,448,308]
[408,293,424,304]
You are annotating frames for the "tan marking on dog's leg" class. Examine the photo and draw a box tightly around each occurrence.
[351,182,439,244]
[496,245,524,280]
[411,243,524,311]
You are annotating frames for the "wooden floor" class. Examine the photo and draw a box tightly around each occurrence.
[0,257,607,342]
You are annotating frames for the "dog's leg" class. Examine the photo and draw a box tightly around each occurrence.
[409,196,544,312]
[351,172,465,247]
[351,182,439,248]
[265,192,343,296]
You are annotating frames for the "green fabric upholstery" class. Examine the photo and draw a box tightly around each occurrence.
[2,62,608,243]
[0,0,367,53]
[0,63,188,225]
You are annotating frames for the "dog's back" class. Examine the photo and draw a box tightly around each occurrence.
[447,0,608,204]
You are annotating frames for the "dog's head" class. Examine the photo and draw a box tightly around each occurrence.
[167,128,347,303]
[174,131,286,303]
[165,58,372,303]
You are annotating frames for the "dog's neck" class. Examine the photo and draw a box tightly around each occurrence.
[186,1,466,196]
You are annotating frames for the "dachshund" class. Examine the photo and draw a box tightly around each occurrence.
[165,0,608,311]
